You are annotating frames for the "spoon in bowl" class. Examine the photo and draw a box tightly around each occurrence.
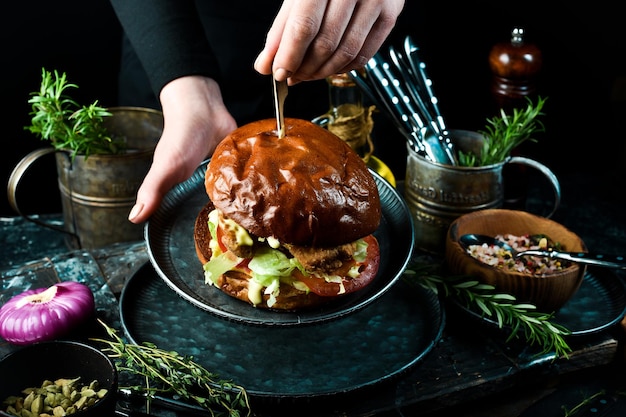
[459,234,626,269]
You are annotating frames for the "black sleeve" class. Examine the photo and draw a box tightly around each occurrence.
[109,0,221,97]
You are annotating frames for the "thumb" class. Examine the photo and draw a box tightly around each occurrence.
[128,163,189,224]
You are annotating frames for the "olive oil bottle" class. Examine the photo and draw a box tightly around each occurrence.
[313,72,396,186]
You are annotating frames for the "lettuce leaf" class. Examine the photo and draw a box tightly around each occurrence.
[203,252,239,286]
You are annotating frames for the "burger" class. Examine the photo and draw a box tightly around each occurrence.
[194,118,382,311]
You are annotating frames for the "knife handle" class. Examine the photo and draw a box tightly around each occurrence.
[518,250,626,269]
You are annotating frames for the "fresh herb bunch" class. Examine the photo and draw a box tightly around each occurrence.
[457,96,547,166]
[93,320,251,417]
[25,68,123,160]
[403,262,572,358]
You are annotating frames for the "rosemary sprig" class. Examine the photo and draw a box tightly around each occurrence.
[404,262,572,358]
[92,320,251,417]
[25,68,123,160]
[457,96,547,166]
[562,390,607,416]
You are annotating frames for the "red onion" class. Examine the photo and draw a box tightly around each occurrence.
[0,281,95,345]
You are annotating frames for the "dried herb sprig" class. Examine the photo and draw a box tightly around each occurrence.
[92,320,251,417]
[458,96,547,166]
[403,262,572,358]
[25,68,123,160]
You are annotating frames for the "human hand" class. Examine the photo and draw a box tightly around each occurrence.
[127,76,237,224]
[254,0,404,83]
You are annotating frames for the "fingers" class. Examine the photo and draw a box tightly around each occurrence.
[129,121,236,224]
[291,0,368,81]
[255,0,404,83]
[128,129,208,224]
[128,159,184,224]
[255,0,323,80]
[128,76,237,224]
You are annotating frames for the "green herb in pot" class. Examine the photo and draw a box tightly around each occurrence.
[457,96,547,167]
[25,68,125,160]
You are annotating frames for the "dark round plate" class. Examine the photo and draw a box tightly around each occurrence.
[453,267,626,336]
[145,160,414,326]
[119,262,445,399]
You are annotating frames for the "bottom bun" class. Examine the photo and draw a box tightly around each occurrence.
[194,203,379,311]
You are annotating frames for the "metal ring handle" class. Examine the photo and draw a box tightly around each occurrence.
[508,156,561,219]
[7,147,70,234]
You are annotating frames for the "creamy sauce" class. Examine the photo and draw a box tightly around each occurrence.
[248,279,263,306]
[219,211,253,247]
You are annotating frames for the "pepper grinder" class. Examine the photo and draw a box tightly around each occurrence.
[489,27,542,112]
[489,28,543,208]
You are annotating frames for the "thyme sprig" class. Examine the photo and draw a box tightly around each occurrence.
[25,68,123,160]
[458,96,547,166]
[404,262,572,358]
[92,320,251,417]
[562,390,607,416]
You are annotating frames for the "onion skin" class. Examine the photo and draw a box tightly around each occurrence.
[0,282,95,345]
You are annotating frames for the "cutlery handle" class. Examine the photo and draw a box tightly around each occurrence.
[518,250,626,269]
[364,57,429,156]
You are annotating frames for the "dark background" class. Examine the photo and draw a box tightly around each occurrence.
[2,1,625,217]
[2,1,122,217]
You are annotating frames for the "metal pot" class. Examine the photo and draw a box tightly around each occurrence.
[7,107,163,249]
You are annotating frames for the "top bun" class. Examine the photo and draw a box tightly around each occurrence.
[206,118,381,247]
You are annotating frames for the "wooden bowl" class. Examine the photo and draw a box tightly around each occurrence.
[445,209,586,312]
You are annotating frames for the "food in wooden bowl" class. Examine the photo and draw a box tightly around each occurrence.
[445,209,586,312]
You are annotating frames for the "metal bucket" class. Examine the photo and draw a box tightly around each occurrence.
[404,129,561,254]
[7,107,163,249]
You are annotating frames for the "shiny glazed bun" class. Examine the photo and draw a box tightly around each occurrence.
[205,118,381,247]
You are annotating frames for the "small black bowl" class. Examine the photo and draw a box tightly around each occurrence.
[0,340,118,417]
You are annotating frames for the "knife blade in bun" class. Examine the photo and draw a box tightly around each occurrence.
[194,118,381,311]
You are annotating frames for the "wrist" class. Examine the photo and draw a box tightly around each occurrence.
[159,75,224,111]
[158,75,237,157]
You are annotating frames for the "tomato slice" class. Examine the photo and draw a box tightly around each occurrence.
[236,257,251,271]
[215,225,228,253]
[293,235,380,297]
